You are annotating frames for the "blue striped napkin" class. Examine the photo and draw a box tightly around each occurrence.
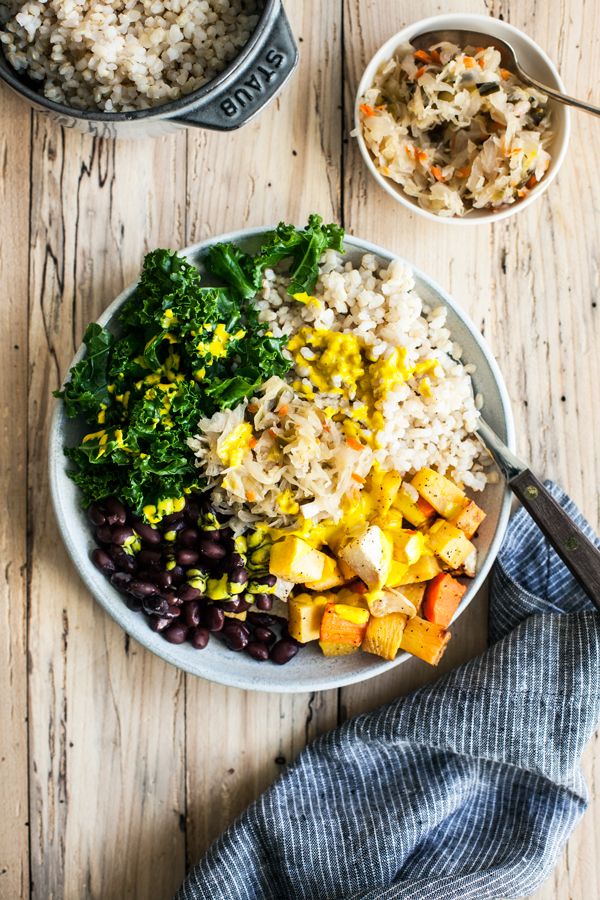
[176,483,600,900]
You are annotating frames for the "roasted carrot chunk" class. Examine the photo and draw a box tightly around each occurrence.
[422,573,467,628]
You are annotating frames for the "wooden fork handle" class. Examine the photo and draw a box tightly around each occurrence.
[510,470,600,612]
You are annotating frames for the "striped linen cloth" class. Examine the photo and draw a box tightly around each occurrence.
[177,483,600,900]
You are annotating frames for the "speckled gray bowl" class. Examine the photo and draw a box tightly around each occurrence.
[49,228,515,693]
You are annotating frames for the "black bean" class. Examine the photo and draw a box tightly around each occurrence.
[155,571,172,591]
[169,565,186,586]
[127,579,158,599]
[184,499,201,523]
[95,525,113,545]
[270,640,299,665]
[88,504,106,526]
[229,566,249,585]
[149,616,171,633]
[198,538,226,560]
[281,630,302,648]
[202,606,225,633]
[110,571,133,593]
[176,548,200,567]
[111,524,134,546]
[218,597,251,614]
[163,623,188,644]
[184,600,202,627]
[263,574,277,588]
[143,596,170,616]
[108,546,138,574]
[178,584,202,603]
[132,519,162,545]
[162,518,186,537]
[125,596,143,612]
[248,612,275,627]
[246,641,269,661]
[189,627,210,650]
[161,510,184,527]
[254,594,273,612]
[91,548,116,575]
[229,553,245,569]
[138,549,162,569]
[178,527,199,548]
[222,622,249,652]
[254,626,276,645]
[105,497,127,526]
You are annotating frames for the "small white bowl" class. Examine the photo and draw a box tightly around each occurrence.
[354,14,571,225]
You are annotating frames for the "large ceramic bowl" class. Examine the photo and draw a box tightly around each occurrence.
[49,228,515,692]
[354,14,571,225]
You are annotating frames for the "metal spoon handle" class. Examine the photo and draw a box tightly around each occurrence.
[510,470,600,610]
[516,66,600,118]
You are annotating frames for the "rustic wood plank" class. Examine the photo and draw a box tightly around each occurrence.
[26,123,190,899]
[0,91,31,900]
[342,2,600,899]
[183,0,343,868]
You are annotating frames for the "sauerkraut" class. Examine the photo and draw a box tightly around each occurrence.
[359,41,553,216]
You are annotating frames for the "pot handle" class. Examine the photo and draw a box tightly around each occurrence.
[173,4,298,131]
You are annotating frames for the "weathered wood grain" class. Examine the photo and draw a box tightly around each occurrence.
[26,124,189,899]
[0,92,31,900]
[183,0,343,866]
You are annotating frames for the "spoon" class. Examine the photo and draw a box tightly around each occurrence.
[476,417,600,610]
[412,29,600,118]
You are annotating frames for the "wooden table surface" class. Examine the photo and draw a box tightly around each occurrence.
[2,1,599,897]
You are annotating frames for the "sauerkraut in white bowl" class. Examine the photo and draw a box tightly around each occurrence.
[355,15,570,224]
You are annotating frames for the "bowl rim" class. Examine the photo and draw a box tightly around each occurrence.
[49,226,516,692]
[354,13,572,226]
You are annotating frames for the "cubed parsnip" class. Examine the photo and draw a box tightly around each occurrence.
[319,602,369,656]
[392,530,426,565]
[338,558,357,581]
[427,520,475,570]
[399,615,451,665]
[362,612,408,660]
[304,555,345,590]
[394,553,441,585]
[269,536,327,583]
[398,582,426,612]
[386,559,410,587]
[366,587,417,618]
[287,592,330,643]
[393,485,437,528]
[370,469,403,516]
[338,525,392,590]
[272,578,295,601]
[410,468,467,519]
[449,500,486,539]
[460,548,477,578]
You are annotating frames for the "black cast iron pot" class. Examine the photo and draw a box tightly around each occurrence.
[0,0,297,137]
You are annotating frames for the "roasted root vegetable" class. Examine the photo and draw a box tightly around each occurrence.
[287,592,330,643]
[362,612,408,660]
[338,525,392,590]
[410,468,467,519]
[369,468,402,516]
[427,520,475,570]
[449,500,486,539]
[366,587,417,618]
[319,602,370,656]
[422,573,466,627]
[394,553,441,585]
[269,536,327,583]
[392,530,425,565]
[399,615,451,665]
[396,582,426,612]
[304,554,345,590]
[393,485,436,528]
